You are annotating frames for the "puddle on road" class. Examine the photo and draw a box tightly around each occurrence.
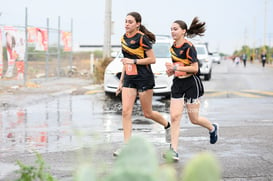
[0,94,173,156]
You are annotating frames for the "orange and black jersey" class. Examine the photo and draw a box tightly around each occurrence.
[170,40,198,66]
[121,31,154,80]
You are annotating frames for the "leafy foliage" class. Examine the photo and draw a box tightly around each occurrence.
[105,136,158,181]
[93,57,111,84]
[15,153,56,181]
[234,45,273,64]
[14,137,221,181]
[181,151,221,181]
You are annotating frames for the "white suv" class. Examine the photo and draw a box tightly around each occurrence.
[104,35,173,97]
[195,43,213,81]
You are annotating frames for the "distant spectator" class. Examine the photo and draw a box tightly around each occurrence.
[242,53,247,67]
[234,56,240,66]
[250,54,254,63]
[261,51,267,68]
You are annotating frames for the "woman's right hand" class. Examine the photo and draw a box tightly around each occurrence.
[165,62,174,77]
[121,58,134,65]
[116,82,123,96]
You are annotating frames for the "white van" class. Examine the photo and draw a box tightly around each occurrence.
[195,43,213,81]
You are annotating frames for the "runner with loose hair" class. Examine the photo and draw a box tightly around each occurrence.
[113,11,171,156]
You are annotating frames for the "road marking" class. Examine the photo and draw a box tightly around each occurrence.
[205,91,228,97]
[84,90,104,95]
[243,90,273,97]
[204,90,273,98]
[230,91,261,98]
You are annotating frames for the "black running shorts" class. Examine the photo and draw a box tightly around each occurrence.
[123,78,155,92]
[171,75,204,102]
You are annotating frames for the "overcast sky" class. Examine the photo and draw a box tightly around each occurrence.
[0,0,272,54]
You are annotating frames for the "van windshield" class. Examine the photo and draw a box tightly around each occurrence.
[153,43,171,58]
[195,46,207,55]
[117,42,171,58]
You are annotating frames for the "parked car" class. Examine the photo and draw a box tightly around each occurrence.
[211,52,221,64]
[104,35,173,97]
[195,43,213,81]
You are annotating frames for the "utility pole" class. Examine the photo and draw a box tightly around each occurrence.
[264,0,267,47]
[103,0,112,58]
[244,27,248,46]
[253,17,256,59]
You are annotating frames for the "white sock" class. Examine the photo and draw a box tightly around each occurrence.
[209,126,215,133]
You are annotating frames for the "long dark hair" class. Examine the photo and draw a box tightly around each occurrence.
[127,12,156,43]
[174,17,206,38]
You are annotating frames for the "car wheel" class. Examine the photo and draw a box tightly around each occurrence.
[204,70,212,81]
[105,92,122,101]
[105,92,115,98]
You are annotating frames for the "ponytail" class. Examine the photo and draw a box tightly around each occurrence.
[139,24,156,43]
[187,17,206,38]
[174,17,206,38]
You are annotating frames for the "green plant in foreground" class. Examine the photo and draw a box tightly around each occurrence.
[104,136,221,181]
[15,152,56,181]
[104,136,159,181]
[74,163,96,181]
[14,137,221,181]
[181,151,221,181]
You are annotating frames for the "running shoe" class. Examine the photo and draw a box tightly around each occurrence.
[210,123,219,144]
[163,147,179,162]
[113,148,122,157]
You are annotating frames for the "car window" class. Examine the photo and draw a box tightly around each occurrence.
[153,43,171,58]
[196,46,207,55]
[117,42,171,58]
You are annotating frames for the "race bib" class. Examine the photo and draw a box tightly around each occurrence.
[125,64,138,75]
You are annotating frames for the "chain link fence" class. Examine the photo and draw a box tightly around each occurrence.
[0,10,102,86]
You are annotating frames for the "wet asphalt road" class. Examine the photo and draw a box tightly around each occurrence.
[1,60,273,180]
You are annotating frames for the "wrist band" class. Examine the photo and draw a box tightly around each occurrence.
[134,59,137,64]
[173,64,177,71]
